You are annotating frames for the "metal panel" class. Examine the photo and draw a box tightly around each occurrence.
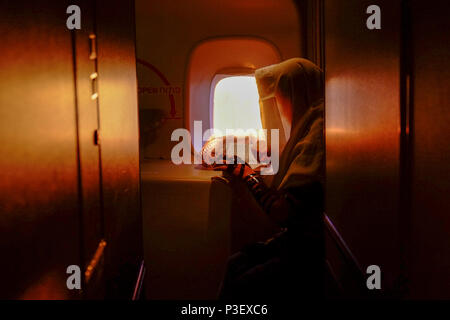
[72,1,105,297]
[325,0,402,291]
[0,1,81,299]
[409,0,450,298]
[95,0,142,298]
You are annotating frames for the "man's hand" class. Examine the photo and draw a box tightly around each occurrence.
[211,156,255,180]
[227,163,255,179]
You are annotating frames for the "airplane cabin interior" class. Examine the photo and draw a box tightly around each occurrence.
[0,0,449,302]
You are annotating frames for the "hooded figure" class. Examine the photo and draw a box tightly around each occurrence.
[218,58,325,300]
[256,57,325,190]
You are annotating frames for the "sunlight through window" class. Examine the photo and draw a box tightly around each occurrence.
[212,75,262,136]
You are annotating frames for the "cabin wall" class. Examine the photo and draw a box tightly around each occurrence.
[0,0,82,300]
[324,0,402,295]
[324,0,450,298]
[95,0,143,299]
[409,0,450,299]
[0,0,141,299]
